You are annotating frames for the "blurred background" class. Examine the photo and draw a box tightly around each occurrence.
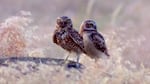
[0,0,150,83]
[0,0,149,68]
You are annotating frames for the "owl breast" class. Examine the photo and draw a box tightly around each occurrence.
[57,31,81,53]
[83,32,103,59]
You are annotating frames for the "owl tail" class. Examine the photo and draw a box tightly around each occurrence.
[82,49,87,54]
[104,51,110,57]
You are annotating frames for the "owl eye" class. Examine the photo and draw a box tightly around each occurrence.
[67,19,71,23]
[89,24,94,27]
[57,19,62,24]
[86,24,89,28]
[86,23,93,28]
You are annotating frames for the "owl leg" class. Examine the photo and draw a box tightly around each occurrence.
[76,53,80,68]
[94,58,99,63]
[64,52,71,63]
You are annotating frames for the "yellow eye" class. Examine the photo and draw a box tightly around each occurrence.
[86,23,93,28]
[57,19,61,24]
[90,24,94,27]
[67,19,71,23]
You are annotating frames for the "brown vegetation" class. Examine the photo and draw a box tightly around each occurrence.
[0,0,150,84]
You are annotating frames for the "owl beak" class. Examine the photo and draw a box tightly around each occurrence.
[61,24,65,28]
[59,22,65,28]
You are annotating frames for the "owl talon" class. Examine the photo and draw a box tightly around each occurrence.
[76,63,80,68]
[66,61,81,69]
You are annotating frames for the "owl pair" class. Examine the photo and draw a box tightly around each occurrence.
[53,16,109,68]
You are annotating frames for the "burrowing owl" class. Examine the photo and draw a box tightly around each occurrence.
[80,19,109,62]
[53,16,85,67]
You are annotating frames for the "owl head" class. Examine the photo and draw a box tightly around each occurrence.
[56,16,72,29]
[80,19,97,33]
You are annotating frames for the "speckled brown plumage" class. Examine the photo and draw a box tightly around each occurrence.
[53,16,85,67]
[53,27,85,53]
[80,19,109,61]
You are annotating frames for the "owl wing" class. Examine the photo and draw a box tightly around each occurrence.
[90,32,109,56]
[68,28,86,53]
[53,29,60,44]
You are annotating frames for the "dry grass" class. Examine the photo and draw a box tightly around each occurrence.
[0,12,149,84]
[0,0,150,84]
[0,15,29,56]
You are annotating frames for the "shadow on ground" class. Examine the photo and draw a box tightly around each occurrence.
[0,57,85,70]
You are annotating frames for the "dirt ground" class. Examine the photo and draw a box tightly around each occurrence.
[0,0,150,84]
